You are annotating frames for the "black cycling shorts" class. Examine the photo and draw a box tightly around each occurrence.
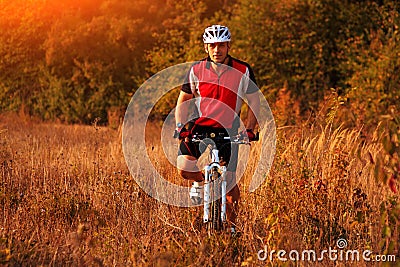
[178,125,239,172]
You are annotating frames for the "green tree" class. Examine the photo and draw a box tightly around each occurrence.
[1,0,398,125]
[230,0,381,113]
[41,0,168,123]
[0,0,58,113]
[0,0,170,123]
[344,1,400,126]
[146,0,210,119]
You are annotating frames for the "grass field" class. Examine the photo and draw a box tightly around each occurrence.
[0,112,398,266]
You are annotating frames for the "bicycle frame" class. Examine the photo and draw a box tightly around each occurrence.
[203,145,227,224]
[190,132,258,231]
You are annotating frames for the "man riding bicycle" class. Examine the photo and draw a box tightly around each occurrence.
[174,25,260,234]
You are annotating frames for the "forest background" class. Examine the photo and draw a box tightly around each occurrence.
[1,0,399,127]
[0,0,399,265]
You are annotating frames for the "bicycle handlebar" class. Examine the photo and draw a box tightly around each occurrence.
[191,132,259,144]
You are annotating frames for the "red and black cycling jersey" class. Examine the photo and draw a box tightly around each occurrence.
[181,56,258,129]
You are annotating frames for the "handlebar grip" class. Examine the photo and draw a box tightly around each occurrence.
[253,132,260,141]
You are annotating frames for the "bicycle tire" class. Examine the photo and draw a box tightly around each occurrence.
[210,169,222,231]
[212,195,222,231]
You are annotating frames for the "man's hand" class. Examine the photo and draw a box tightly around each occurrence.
[240,129,258,141]
[173,127,191,140]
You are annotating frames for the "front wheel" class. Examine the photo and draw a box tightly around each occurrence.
[211,195,222,231]
[208,170,222,232]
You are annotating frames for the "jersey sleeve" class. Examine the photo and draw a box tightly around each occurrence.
[181,79,191,94]
[181,67,194,94]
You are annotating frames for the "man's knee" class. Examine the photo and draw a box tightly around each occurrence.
[177,155,198,171]
[178,169,192,180]
[177,155,203,181]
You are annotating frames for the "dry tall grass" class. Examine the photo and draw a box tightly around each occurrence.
[0,113,398,266]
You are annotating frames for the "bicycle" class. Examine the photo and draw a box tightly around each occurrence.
[190,131,259,232]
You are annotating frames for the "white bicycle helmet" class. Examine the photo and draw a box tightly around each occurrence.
[203,25,231,43]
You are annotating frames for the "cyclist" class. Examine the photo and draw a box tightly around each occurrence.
[175,25,260,233]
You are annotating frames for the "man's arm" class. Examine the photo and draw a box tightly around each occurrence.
[245,91,260,130]
[175,90,193,126]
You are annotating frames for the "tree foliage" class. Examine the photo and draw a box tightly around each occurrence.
[345,2,400,126]
[0,0,56,112]
[0,0,398,125]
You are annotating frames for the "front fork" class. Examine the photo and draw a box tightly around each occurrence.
[203,166,210,223]
[203,165,227,223]
[220,166,227,222]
